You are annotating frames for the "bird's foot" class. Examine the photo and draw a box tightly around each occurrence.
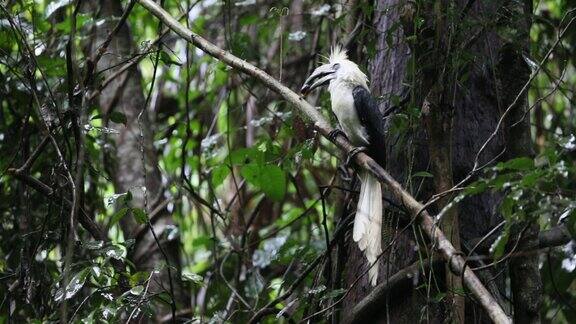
[345,146,368,167]
[328,128,347,142]
[338,164,353,182]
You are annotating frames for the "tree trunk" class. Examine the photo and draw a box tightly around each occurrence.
[342,0,539,322]
[497,3,542,322]
[83,0,187,319]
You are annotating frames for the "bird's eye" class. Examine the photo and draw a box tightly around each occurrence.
[332,63,340,70]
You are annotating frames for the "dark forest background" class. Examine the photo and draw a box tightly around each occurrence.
[1,0,575,323]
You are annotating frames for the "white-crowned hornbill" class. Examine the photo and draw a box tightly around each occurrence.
[301,46,386,286]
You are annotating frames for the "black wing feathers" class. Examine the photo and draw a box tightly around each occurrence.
[352,86,386,165]
[352,86,386,139]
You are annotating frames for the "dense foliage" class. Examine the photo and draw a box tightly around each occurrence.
[0,0,575,322]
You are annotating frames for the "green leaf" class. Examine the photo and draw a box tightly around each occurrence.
[405,35,417,43]
[230,147,261,165]
[192,236,212,248]
[412,171,434,178]
[159,50,181,66]
[36,55,66,77]
[83,240,104,250]
[54,14,90,33]
[91,266,101,278]
[182,272,203,285]
[240,164,260,185]
[431,292,446,303]
[500,196,515,219]
[241,164,286,201]
[562,207,576,239]
[130,285,144,296]
[385,22,400,48]
[124,191,133,203]
[109,111,127,125]
[520,171,541,187]
[122,239,136,249]
[389,113,409,134]
[276,207,304,227]
[260,165,286,201]
[132,208,147,224]
[492,173,515,190]
[103,244,126,260]
[212,62,229,88]
[54,268,90,302]
[496,157,534,171]
[130,271,150,286]
[490,227,510,260]
[109,207,129,227]
[239,14,259,26]
[46,0,71,18]
[211,165,230,188]
[464,181,488,196]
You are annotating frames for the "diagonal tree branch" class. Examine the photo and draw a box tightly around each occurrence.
[136,1,511,322]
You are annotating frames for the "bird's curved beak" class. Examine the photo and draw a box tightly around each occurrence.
[300,64,335,96]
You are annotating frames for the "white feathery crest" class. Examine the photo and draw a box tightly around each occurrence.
[329,45,348,64]
[323,45,369,89]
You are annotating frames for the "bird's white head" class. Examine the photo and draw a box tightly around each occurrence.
[300,46,368,96]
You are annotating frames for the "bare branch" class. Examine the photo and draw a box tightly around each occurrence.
[468,224,572,253]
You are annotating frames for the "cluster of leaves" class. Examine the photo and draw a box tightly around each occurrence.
[463,142,575,256]
[455,139,575,322]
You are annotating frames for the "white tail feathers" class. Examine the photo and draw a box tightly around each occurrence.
[353,171,382,286]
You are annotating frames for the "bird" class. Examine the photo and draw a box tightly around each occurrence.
[300,46,386,286]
